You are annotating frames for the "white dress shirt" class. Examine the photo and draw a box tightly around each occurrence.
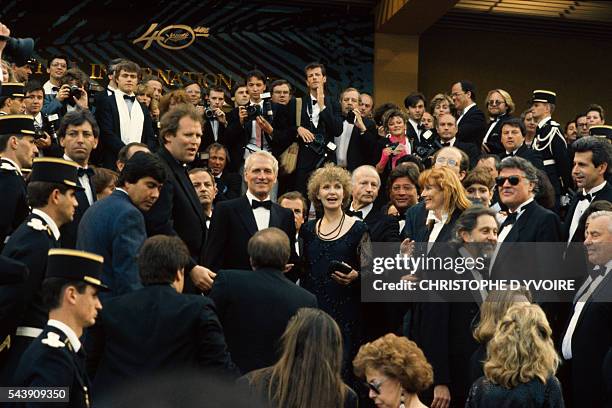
[497,197,534,243]
[568,180,607,242]
[408,118,420,139]
[426,211,448,253]
[63,154,94,205]
[335,120,354,167]
[309,96,321,128]
[349,202,373,220]
[245,100,266,159]
[246,190,271,231]
[43,80,58,96]
[48,319,81,352]
[562,260,612,359]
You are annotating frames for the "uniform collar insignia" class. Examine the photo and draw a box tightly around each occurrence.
[27,218,48,231]
[41,332,65,348]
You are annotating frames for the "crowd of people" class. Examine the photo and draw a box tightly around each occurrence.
[0,21,611,408]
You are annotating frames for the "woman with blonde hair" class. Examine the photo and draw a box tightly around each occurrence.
[466,303,564,407]
[353,333,433,408]
[241,308,358,408]
[469,288,532,384]
[300,163,370,383]
[429,93,455,119]
[482,88,515,155]
[376,109,412,174]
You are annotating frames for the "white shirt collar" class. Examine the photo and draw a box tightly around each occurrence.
[114,88,135,98]
[48,319,81,352]
[32,208,61,240]
[585,180,607,195]
[426,210,448,224]
[63,154,88,169]
[537,116,551,129]
[350,202,373,219]
[0,157,23,175]
[246,190,271,204]
[443,137,456,146]
[510,196,534,215]
[115,187,128,196]
[250,99,264,108]
[463,103,476,116]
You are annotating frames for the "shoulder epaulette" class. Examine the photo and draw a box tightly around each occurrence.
[41,332,65,348]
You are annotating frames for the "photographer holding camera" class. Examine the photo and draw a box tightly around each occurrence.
[24,80,63,157]
[224,70,290,182]
[42,67,89,119]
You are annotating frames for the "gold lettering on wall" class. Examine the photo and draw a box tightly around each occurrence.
[133,23,210,50]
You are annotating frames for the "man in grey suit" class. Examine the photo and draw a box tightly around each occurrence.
[77,152,167,298]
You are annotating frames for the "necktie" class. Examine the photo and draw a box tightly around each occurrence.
[123,94,136,102]
[576,191,593,202]
[252,200,272,210]
[502,211,518,228]
[77,167,94,177]
[346,209,363,219]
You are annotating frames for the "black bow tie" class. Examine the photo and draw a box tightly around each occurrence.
[588,266,606,279]
[52,86,60,93]
[346,209,363,219]
[502,212,518,228]
[442,142,451,147]
[252,200,272,210]
[577,191,593,202]
[123,94,136,102]
[77,167,94,177]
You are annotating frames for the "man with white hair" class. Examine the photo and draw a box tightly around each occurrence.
[203,151,296,273]
[348,165,399,242]
[561,210,612,408]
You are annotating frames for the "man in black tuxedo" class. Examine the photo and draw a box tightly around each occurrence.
[95,60,155,168]
[0,158,81,383]
[195,86,227,166]
[209,228,316,374]
[561,210,612,408]
[436,113,479,168]
[564,136,612,243]
[491,156,563,312]
[144,104,215,293]
[12,249,107,407]
[293,62,343,196]
[481,88,514,155]
[451,80,487,148]
[204,151,296,273]
[188,167,216,229]
[404,92,426,148]
[224,70,291,176]
[499,118,544,170]
[57,110,99,248]
[334,88,377,171]
[206,143,241,203]
[87,236,237,397]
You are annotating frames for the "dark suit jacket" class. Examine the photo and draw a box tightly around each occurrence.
[201,118,226,153]
[451,139,480,169]
[0,160,28,248]
[482,113,513,155]
[77,190,145,299]
[363,207,400,242]
[500,144,545,171]
[95,94,155,169]
[457,105,487,147]
[209,267,317,374]
[214,172,242,203]
[402,201,428,240]
[145,147,207,290]
[203,196,296,272]
[563,272,612,408]
[87,284,237,395]
[563,182,612,242]
[59,168,96,249]
[224,102,292,171]
[343,117,378,171]
[13,325,91,408]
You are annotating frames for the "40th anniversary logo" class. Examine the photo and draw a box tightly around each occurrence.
[133,23,210,50]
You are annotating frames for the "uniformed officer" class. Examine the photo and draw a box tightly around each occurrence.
[0,114,40,247]
[589,124,612,142]
[12,248,107,408]
[0,82,27,115]
[0,157,81,382]
[530,90,572,211]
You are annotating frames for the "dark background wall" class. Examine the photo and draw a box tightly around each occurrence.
[1,0,374,98]
[419,18,612,125]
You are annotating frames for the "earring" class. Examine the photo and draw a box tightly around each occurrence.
[399,392,406,408]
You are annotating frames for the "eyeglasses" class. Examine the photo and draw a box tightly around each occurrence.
[435,157,458,167]
[366,379,385,395]
[495,175,524,187]
[487,100,505,106]
[451,92,465,98]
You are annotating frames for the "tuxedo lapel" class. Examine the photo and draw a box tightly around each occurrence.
[236,196,258,236]
[269,203,282,228]
[110,97,121,134]
[160,148,204,223]
[506,201,536,242]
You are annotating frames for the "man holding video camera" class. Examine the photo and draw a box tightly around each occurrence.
[224,70,291,180]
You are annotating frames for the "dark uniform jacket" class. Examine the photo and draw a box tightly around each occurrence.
[533,117,572,197]
[12,323,92,408]
[500,143,545,170]
[0,158,28,249]
[86,284,238,395]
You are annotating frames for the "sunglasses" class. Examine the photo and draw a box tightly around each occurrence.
[495,175,523,187]
[366,380,385,395]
